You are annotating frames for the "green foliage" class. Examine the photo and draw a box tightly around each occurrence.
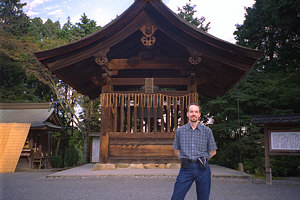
[0,35,54,102]
[177,0,210,31]
[56,17,77,42]
[64,146,80,167]
[51,155,63,168]
[234,0,300,73]
[206,0,300,177]
[271,156,300,177]
[73,13,101,39]
[0,0,30,35]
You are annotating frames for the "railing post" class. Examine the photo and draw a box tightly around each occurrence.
[134,95,138,132]
[160,95,165,132]
[153,95,158,133]
[166,96,171,132]
[140,95,144,132]
[120,95,124,133]
[127,94,131,133]
[174,97,178,130]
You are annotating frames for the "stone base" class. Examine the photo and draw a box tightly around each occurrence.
[92,163,180,170]
[144,163,167,169]
[92,163,116,171]
[237,163,244,172]
[166,163,181,169]
[116,163,130,168]
[129,163,144,169]
[144,163,156,169]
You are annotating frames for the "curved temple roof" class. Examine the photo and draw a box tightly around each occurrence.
[0,103,62,130]
[35,0,263,99]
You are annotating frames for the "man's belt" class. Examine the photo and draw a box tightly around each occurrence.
[181,157,207,169]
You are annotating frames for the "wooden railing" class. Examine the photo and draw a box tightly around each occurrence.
[100,93,198,133]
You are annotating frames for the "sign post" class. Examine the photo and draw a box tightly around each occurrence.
[251,114,300,184]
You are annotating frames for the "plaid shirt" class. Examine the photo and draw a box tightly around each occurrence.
[173,123,217,160]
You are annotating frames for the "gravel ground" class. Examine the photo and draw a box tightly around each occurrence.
[0,172,299,200]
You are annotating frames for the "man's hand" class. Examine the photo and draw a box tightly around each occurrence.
[209,150,217,158]
[174,149,180,159]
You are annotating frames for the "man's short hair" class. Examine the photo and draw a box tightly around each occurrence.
[187,103,201,112]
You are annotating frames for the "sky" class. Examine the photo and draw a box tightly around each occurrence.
[21,0,255,43]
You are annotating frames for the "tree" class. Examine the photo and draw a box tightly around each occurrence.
[234,0,300,73]
[177,0,210,31]
[74,13,100,38]
[0,34,54,102]
[0,0,30,35]
[0,2,102,164]
[205,0,300,176]
[57,16,77,42]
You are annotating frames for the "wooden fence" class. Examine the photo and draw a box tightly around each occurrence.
[100,93,198,133]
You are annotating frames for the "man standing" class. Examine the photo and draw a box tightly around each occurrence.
[171,103,217,200]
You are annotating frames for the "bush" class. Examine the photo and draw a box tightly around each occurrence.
[271,156,300,177]
[51,155,63,168]
[64,146,80,167]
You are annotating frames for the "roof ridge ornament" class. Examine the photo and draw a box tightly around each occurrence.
[187,47,202,65]
[95,48,110,66]
[140,23,157,46]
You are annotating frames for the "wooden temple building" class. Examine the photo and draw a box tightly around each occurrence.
[34,0,262,163]
[0,103,62,171]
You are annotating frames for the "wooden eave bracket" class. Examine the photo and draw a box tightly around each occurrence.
[95,48,110,66]
[187,47,202,65]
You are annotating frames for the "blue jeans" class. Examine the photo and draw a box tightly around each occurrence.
[171,162,211,200]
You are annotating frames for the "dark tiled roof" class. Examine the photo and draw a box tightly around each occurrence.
[251,114,300,125]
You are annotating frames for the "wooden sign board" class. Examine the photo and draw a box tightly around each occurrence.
[268,130,300,155]
[145,78,154,94]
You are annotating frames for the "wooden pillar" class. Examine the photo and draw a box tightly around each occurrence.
[100,79,111,163]
[264,125,272,184]
[100,98,110,163]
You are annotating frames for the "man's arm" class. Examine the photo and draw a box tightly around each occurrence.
[209,150,216,159]
[174,149,180,159]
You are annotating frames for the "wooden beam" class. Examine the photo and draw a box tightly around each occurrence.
[108,91,192,95]
[110,78,206,87]
[109,132,175,138]
[108,58,189,74]
[109,145,175,157]
[110,78,189,86]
